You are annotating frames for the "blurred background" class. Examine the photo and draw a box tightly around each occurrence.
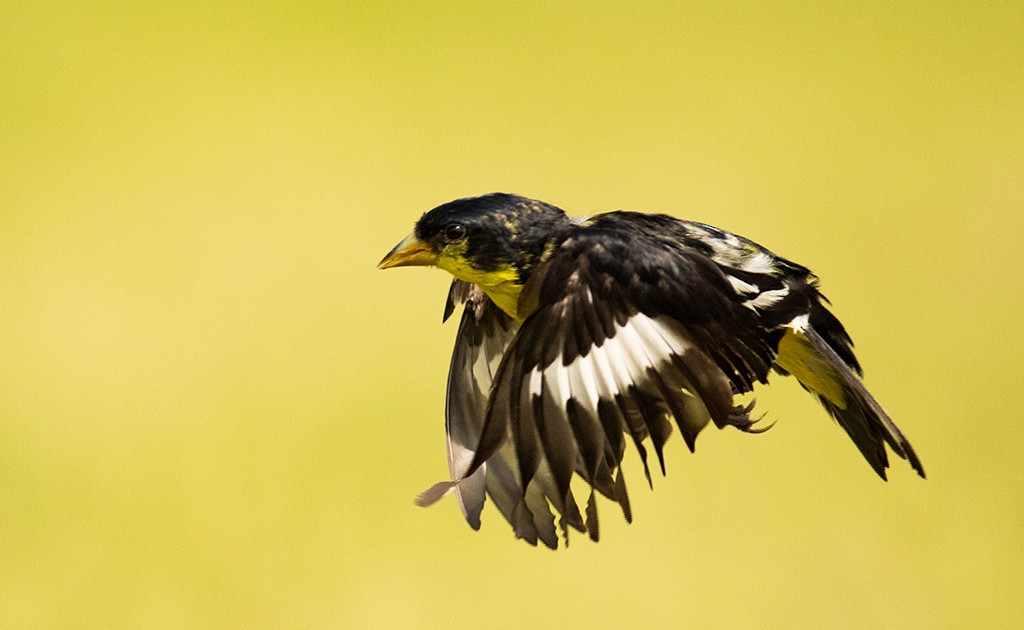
[2,2,1021,627]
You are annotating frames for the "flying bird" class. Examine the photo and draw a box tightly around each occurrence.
[378,193,924,548]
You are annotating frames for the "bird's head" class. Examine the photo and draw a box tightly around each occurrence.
[378,193,572,290]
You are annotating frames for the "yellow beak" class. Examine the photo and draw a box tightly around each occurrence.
[377,232,439,269]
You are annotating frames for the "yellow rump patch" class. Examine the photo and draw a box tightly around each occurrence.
[775,328,848,409]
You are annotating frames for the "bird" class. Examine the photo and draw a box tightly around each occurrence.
[378,192,924,548]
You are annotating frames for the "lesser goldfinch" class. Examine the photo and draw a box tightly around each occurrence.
[379,193,923,548]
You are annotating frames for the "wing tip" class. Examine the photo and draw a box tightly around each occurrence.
[902,441,927,479]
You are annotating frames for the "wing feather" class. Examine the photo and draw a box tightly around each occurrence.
[439,281,522,529]
[455,220,778,545]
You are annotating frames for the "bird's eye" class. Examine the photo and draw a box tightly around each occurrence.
[444,223,467,242]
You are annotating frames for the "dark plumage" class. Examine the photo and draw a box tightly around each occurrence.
[379,192,924,548]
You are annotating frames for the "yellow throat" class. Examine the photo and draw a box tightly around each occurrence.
[436,252,524,320]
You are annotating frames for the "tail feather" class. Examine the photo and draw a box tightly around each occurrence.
[775,317,925,479]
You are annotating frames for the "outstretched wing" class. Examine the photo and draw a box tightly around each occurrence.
[462,214,780,546]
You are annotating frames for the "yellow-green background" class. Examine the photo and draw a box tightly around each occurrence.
[2,2,1021,628]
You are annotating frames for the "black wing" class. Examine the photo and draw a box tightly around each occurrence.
[461,214,780,546]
